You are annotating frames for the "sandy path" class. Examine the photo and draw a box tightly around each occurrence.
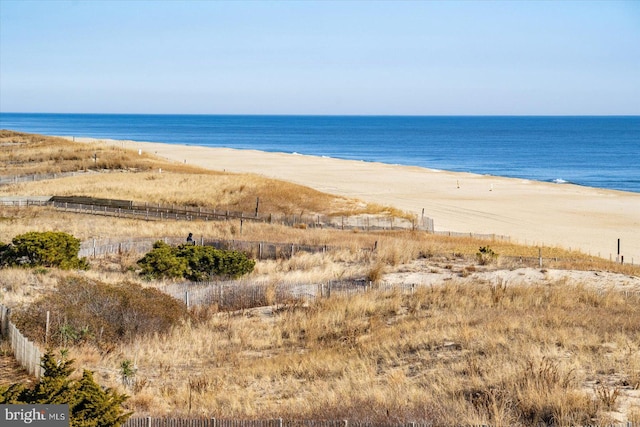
[74,138,640,262]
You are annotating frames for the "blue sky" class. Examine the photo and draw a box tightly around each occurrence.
[1,0,639,115]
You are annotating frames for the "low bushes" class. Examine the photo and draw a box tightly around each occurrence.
[0,231,88,270]
[476,245,498,265]
[11,276,188,348]
[137,241,255,281]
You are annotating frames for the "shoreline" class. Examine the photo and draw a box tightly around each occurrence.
[70,136,640,263]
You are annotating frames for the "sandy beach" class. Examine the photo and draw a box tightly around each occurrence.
[75,137,640,263]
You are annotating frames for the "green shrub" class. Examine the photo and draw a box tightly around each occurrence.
[12,276,188,347]
[0,350,131,427]
[0,231,88,270]
[137,241,255,281]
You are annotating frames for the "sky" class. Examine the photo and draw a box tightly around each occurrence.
[0,0,639,115]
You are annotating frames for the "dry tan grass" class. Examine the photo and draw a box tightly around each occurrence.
[1,172,367,216]
[56,281,638,424]
[0,130,211,176]
[4,250,639,422]
[0,130,407,218]
[2,205,639,279]
[1,130,169,175]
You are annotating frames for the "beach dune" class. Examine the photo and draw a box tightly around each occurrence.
[77,137,640,263]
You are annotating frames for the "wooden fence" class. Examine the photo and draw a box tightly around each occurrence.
[51,197,427,232]
[121,417,640,427]
[78,236,629,272]
[78,237,347,260]
[79,237,185,258]
[162,274,640,311]
[432,230,510,241]
[0,198,51,207]
[2,195,520,241]
[0,303,43,379]
[122,417,441,427]
[0,171,94,185]
[162,278,384,310]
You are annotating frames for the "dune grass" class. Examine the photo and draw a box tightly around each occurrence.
[2,130,640,424]
[2,204,638,278]
[0,130,217,176]
[0,130,407,218]
[55,281,637,425]
[4,264,638,424]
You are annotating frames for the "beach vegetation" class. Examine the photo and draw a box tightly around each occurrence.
[136,241,255,280]
[10,276,188,348]
[0,130,409,219]
[1,131,640,424]
[476,245,498,265]
[0,350,131,427]
[0,231,88,270]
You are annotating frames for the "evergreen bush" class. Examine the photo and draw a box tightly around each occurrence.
[0,351,131,427]
[137,241,255,281]
[136,240,187,279]
[0,231,88,270]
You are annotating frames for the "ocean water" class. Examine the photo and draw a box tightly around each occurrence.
[1,113,639,193]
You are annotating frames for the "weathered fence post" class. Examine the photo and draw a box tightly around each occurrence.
[45,311,50,345]
[539,248,543,268]
[0,305,9,337]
